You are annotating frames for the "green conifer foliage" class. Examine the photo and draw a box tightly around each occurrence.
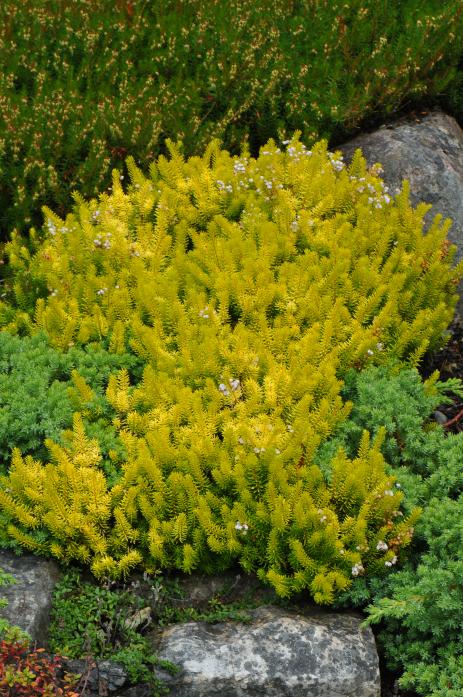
[0,137,459,601]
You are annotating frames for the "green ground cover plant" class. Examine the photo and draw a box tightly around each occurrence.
[0,0,462,240]
[48,569,179,693]
[313,365,463,697]
[0,138,460,606]
[0,331,143,477]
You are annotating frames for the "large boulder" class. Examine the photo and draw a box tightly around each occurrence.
[339,110,463,316]
[0,549,61,646]
[0,559,382,697]
[154,605,380,697]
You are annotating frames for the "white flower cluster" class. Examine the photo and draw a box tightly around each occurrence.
[351,563,365,577]
[328,152,345,171]
[235,521,249,534]
[97,287,108,296]
[376,540,388,551]
[284,142,312,162]
[216,179,233,193]
[367,342,384,356]
[385,556,398,567]
[93,232,111,249]
[233,159,247,174]
[353,177,392,209]
[218,378,240,397]
[46,219,57,236]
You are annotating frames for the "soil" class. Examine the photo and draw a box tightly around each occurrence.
[421,317,463,434]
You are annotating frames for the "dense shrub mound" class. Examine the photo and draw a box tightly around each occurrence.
[0,0,462,238]
[0,138,461,603]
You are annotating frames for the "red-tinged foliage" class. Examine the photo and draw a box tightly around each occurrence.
[0,640,81,696]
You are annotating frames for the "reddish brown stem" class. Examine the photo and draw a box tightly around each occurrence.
[444,407,463,429]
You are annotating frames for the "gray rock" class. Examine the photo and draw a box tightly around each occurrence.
[155,605,380,697]
[0,549,61,646]
[63,658,128,694]
[433,409,448,425]
[339,110,463,316]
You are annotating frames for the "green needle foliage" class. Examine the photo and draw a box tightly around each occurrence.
[314,365,463,697]
[0,331,143,475]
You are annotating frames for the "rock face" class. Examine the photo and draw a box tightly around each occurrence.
[0,550,381,697]
[0,549,61,646]
[155,605,380,697]
[339,110,463,315]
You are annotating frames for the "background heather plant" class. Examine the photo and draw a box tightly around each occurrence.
[0,0,462,240]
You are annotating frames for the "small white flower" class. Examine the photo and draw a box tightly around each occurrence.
[351,563,364,577]
[376,541,388,552]
[376,342,384,351]
[282,139,290,145]
[238,437,245,445]
[275,448,281,455]
[330,159,345,171]
[235,521,249,533]
[229,378,240,391]
[395,482,401,488]
[367,349,374,356]
[384,489,394,496]
[218,383,230,396]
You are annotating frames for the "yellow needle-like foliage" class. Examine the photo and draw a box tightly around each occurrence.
[0,136,458,600]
